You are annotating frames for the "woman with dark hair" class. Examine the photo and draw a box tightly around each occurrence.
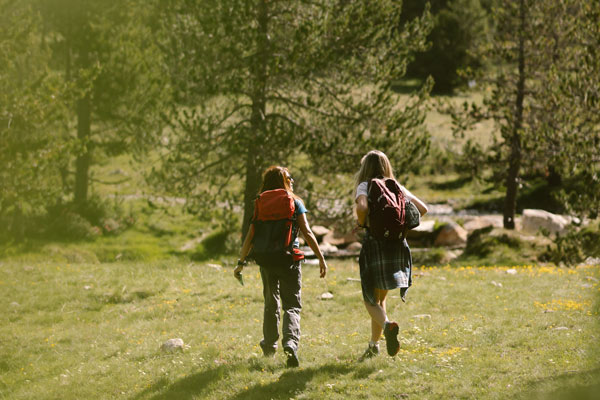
[235,166,327,368]
[355,150,428,360]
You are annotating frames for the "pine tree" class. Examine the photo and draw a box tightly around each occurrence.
[0,1,65,238]
[157,0,433,236]
[38,0,169,207]
[450,0,600,225]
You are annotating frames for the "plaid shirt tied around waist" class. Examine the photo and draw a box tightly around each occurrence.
[359,232,412,305]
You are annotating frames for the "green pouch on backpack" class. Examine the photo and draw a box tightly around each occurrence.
[405,200,420,230]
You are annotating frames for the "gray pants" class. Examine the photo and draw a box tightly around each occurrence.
[259,257,302,353]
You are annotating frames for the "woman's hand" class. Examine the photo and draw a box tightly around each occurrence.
[233,264,244,276]
[319,260,328,278]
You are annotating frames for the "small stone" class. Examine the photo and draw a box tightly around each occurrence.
[206,263,222,270]
[161,338,185,352]
[491,281,503,287]
[413,314,431,319]
[553,326,568,331]
[506,269,517,275]
[320,292,334,300]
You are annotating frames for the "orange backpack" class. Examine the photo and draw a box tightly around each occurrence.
[250,189,302,263]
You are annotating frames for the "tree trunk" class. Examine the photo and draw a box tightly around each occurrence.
[241,0,269,239]
[546,164,562,187]
[242,151,262,239]
[74,48,91,207]
[503,0,526,229]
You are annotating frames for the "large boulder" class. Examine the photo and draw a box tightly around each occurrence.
[521,209,569,235]
[407,220,436,241]
[463,215,503,232]
[346,242,362,252]
[318,242,339,255]
[434,221,468,247]
[322,230,359,247]
[311,225,330,241]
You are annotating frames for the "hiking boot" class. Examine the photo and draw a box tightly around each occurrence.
[383,321,400,356]
[358,342,379,362]
[260,340,276,357]
[283,346,299,368]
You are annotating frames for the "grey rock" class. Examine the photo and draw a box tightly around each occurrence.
[311,225,330,240]
[412,314,431,319]
[521,209,569,235]
[161,338,185,352]
[434,222,467,247]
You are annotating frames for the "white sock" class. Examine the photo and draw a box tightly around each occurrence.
[369,340,379,347]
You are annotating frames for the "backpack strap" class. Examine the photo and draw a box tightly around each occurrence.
[288,199,299,251]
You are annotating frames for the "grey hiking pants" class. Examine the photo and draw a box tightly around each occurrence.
[259,257,302,353]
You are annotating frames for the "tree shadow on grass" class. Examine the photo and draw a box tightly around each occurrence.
[131,363,241,400]
[515,367,600,400]
[228,362,374,400]
[131,361,374,400]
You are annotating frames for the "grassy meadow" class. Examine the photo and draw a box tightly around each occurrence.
[1,256,599,400]
[2,91,599,399]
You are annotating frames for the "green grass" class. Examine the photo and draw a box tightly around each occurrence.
[1,258,598,399]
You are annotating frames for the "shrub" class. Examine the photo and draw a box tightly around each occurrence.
[45,210,99,240]
[414,247,449,265]
[191,230,230,261]
[459,226,535,265]
[540,223,600,266]
[42,195,133,240]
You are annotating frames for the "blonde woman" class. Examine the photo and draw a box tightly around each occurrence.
[355,150,428,360]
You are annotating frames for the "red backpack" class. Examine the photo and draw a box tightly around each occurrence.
[367,177,408,241]
[250,189,303,264]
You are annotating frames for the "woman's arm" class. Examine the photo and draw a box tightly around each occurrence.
[402,187,428,216]
[234,225,254,275]
[297,213,327,278]
[356,194,368,226]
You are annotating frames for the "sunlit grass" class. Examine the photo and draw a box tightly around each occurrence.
[1,259,598,399]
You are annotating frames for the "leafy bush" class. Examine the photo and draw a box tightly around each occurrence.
[191,230,231,261]
[458,226,538,265]
[540,222,600,266]
[413,247,450,265]
[45,211,99,240]
[42,195,133,240]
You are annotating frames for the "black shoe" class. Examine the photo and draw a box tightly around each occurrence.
[284,346,299,368]
[358,343,379,361]
[260,340,276,357]
[383,321,400,356]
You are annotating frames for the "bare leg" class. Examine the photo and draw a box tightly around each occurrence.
[364,288,389,342]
